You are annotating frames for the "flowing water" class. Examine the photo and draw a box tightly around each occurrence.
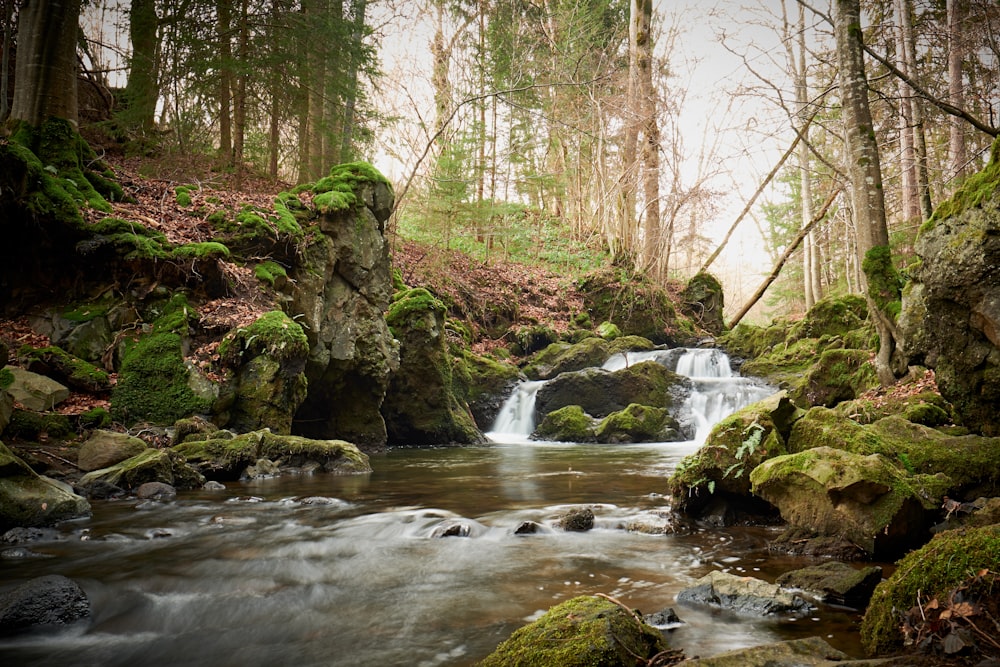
[0,349,868,666]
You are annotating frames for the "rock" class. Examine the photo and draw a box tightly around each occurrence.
[218,311,309,435]
[669,391,802,518]
[643,607,683,628]
[513,520,544,535]
[534,405,597,442]
[78,448,205,494]
[0,442,90,531]
[680,272,726,336]
[18,345,112,393]
[899,143,1000,436]
[202,480,226,491]
[595,403,683,443]
[554,507,595,532]
[429,519,482,538]
[135,481,177,501]
[676,570,814,616]
[477,594,669,666]
[173,430,371,480]
[750,446,933,558]
[861,524,1000,656]
[791,348,879,407]
[776,561,883,608]
[452,350,522,431]
[382,288,484,446]
[242,458,280,480]
[522,337,611,381]
[675,636,855,667]
[290,166,399,451]
[0,574,90,636]
[579,267,695,345]
[77,430,148,472]
[2,366,70,411]
[535,360,692,420]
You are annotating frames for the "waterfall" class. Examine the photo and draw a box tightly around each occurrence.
[487,348,772,443]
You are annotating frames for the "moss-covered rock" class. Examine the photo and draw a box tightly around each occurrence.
[18,345,112,393]
[173,429,370,480]
[680,272,726,335]
[3,366,70,412]
[579,267,696,345]
[451,349,522,431]
[860,524,1000,656]
[0,441,91,531]
[790,348,878,408]
[383,288,484,445]
[477,595,668,667]
[3,409,73,440]
[775,561,883,609]
[668,392,803,515]
[749,446,938,558]
[78,448,205,492]
[595,403,682,443]
[834,385,952,427]
[535,360,691,421]
[76,430,147,472]
[534,405,597,442]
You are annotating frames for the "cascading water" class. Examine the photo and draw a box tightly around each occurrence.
[487,347,773,444]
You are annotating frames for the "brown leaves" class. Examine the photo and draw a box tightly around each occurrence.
[901,569,1000,657]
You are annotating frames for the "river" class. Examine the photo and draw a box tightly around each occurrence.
[0,350,867,666]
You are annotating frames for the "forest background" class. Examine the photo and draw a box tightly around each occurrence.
[8,0,999,325]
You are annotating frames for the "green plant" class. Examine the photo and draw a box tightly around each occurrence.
[723,421,766,480]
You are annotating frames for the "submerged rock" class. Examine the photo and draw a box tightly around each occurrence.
[0,574,90,636]
[676,570,813,617]
[477,595,669,666]
[554,507,594,532]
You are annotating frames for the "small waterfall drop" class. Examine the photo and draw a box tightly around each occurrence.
[487,348,772,443]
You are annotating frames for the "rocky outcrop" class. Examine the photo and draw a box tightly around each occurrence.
[382,288,484,446]
[596,403,683,443]
[750,446,936,558]
[477,595,669,666]
[0,441,90,530]
[680,272,726,336]
[290,164,399,450]
[899,140,1000,435]
[0,574,90,637]
[3,366,69,411]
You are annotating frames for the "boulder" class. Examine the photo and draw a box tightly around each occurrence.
[749,446,935,558]
[382,288,484,446]
[534,405,597,442]
[578,267,695,345]
[0,574,90,637]
[535,360,692,420]
[776,561,883,609]
[676,570,813,616]
[477,595,669,666]
[18,345,112,393]
[219,311,309,435]
[669,391,802,517]
[899,141,1000,435]
[135,481,177,501]
[522,337,610,380]
[77,430,147,472]
[680,272,726,336]
[0,442,90,531]
[78,448,205,494]
[595,403,683,443]
[674,636,854,667]
[554,507,594,532]
[3,366,69,411]
[173,429,371,480]
[791,348,879,407]
[290,165,399,451]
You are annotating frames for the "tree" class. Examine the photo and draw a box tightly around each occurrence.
[832,0,899,386]
[122,0,160,134]
[10,0,81,126]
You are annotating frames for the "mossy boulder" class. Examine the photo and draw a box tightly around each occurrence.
[173,429,370,481]
[668,391,803,516]
[534,405,597,442]
[790,348,879,407]
[749,446,939,558]
[899,141,1000,435]
[382,288,484,445]
[18,345,112,393]
[219,311,309,434]
[3,409,73,441]
[476,595,669,667]
[860,524,1000,656]
[77,430,148,472]
[675,637,848,667]
[78,448,205,493]
[522,338,608,381]
[775,561,883,609]
[834,385,952,426]
[451,349,522,431]
[0,441,90,531]
[535,360,691,421]
[788,295,870,344]
[595,403,682,443]
[680,272,725,336]
[578,267,694,345]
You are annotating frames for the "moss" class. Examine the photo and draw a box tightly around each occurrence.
[924,136,1000,231]
[478,595,668,667]
[18,345,111,392]
[171,241,230,259]
[860,525,1000,656]
[386,288,447,335]
[861,246,902,320]
[87,217,170,260]
[595,321,621,340]
[535,405,596,442]
[78,407,112,430]
[301,162,390,215]
[219,310,309,365]
[175,185,194,207]
[0,367,14,391]
[596,403,673,443]
[5,409,74,440]
[254,260,288,286]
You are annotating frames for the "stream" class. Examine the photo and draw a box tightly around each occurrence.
[0,349,869,666]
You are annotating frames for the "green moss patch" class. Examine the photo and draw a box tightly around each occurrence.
[535,405,597,442]
[301,162,390,215]
[219,311,308,365]
[924,136,1000,231]
[18,345,112,393]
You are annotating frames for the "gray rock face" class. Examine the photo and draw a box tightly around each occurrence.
[0,442,90,531]
[3,366,69,411]
[899,178,1000,435]
[290,178,399,451]
[77,430,147,472]
[776,561,883,609]
[675,636,852,667]
[0,574,90,636]
[676,570,814,616]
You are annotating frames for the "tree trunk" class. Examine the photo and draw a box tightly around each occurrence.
[893,0,920,225]
[895,0,932,219]
[340,0,367,162]
[1,0,12,122]
[946,0,968,184]
[123,0,159,134]
[233,0,249,185]
[267,0,281,178]
[793,2,819,308]
[633,0,660,277]
[11,0,81,126]
[217,0,233,164]
[834,0,898,386]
